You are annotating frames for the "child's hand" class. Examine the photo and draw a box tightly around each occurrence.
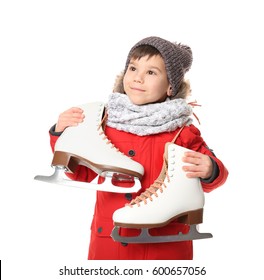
[55,107,84,132]
[182,151,213,179]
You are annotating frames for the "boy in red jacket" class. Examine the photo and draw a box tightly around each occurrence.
[49,36,228,259]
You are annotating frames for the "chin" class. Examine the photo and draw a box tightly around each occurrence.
[132,101,145,106]
[128,97,145,105]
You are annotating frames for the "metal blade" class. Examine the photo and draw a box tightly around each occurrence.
[34,166,141,193]
[111,225,213,243]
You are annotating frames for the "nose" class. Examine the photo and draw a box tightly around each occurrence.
[134,72,143,83]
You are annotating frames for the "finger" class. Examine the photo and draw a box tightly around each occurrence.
[182,164,202,173]
[60,111,84,122]
[182,156,201,166]
[71,112,85,120]
[184,151,204,159]
[185,171,205,178]
[69,107,84,114]
[183,165,210,179]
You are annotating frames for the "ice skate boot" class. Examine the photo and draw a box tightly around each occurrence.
[34,102,144,193]
[111,142,212,243]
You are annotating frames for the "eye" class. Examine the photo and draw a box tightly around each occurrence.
[147,70,156,75]
[128,66,136,71]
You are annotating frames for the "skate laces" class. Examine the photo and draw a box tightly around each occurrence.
[188,100,201,125]
[129,158,169,207]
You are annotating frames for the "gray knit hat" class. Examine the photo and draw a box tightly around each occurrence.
[124,36,193,97]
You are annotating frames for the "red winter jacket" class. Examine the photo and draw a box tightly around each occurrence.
[50,124,228,260]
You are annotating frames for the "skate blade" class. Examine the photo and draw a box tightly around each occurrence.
[34,166,141,193]
[111,225,213,243]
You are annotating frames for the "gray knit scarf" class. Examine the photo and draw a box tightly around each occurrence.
[106,93,193,136]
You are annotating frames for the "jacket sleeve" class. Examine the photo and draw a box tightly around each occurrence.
[177,125,229,193]
[49,124,98,183]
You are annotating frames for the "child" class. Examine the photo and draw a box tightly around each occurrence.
[49,36,228,260]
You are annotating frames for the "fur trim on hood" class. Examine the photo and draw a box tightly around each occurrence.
[113,71,125,93]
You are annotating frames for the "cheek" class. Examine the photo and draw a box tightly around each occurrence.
[123,80,128,92]
[156,81,169,93]
[123,73,130,87]
[122,75,128,90]
[162,80,170,93]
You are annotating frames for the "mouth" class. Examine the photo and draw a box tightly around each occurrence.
[130,87,145,92]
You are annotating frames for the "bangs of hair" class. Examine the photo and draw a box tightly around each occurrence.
[130,45,161,60]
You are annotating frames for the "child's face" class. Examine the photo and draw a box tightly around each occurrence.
[123,55,171,105]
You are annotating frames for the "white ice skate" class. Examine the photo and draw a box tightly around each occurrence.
[111,142,212,242]
[34,102,144,193]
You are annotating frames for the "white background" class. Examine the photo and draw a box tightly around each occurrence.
[0,0,263,279]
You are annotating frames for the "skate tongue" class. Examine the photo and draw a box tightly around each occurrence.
[129,178,166,207]
[129,154,169,207]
